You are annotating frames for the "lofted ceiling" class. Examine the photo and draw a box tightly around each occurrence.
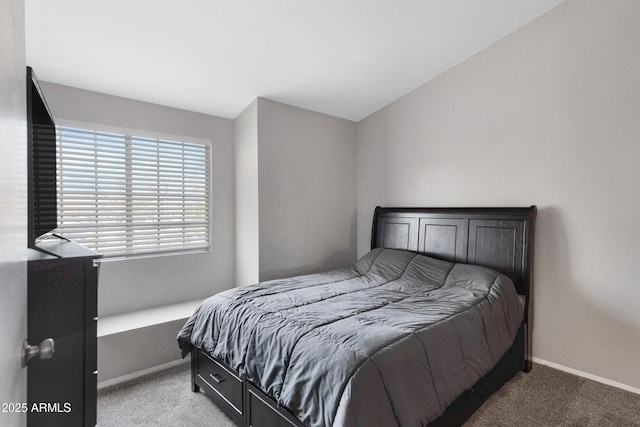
[25,0,565,122]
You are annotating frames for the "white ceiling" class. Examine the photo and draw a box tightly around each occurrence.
[25,0,565,122]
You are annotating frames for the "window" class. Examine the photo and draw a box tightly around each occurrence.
[56,125,211,258]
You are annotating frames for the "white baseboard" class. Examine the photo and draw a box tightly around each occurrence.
[97,358,189,390]
[532,357,640,396]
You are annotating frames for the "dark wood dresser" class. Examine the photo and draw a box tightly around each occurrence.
[27,240,100,427]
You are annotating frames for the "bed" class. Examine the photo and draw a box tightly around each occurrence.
[177,206,536,427]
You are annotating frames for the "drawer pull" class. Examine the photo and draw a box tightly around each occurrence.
[209,373,225,384]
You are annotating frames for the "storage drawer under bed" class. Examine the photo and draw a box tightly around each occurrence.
[193,348,304,427]
[195,350,244,420]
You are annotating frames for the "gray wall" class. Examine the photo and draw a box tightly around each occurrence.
[0,0,28,425]
[234,98,358,285]
[97,320,186,383]
[357,0,640,390]
[234,100,259,286]
[257,98,357,280]
[39,82,236,316]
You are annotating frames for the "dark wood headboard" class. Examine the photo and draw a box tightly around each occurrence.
[371,206,537,371]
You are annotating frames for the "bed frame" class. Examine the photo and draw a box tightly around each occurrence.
[190,206,537,427]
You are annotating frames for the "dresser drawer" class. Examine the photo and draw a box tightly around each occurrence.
[196,351,243,415]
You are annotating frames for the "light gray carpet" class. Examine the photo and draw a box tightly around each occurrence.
[465,366,640,426]
[98,363,236,427]
[98,363,640,426]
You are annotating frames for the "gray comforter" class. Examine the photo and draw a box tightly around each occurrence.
[177,248,523,427]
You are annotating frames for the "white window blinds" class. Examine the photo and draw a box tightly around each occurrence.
[56,126,211,258]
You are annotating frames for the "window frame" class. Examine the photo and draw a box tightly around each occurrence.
[53,119,213,261]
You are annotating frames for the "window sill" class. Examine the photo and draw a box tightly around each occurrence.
[97,299,202,337]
